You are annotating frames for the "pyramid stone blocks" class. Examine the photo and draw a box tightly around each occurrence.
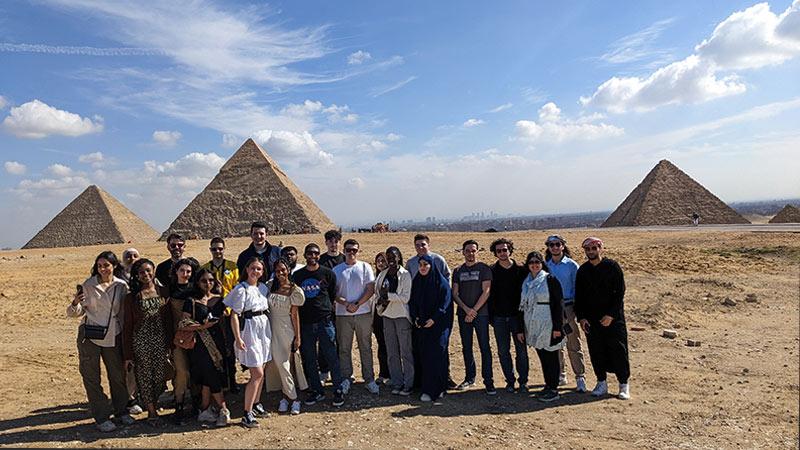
[769,204,800,223]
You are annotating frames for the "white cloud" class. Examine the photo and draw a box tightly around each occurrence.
[78,151,104,165]
[386,133,402,141]
[281,100,323,117]
[142,152,226,189]
[463,118,485,128]
[521,87,548,104]
[488,103,513,113]
[152,130,182,147]
[4,161,26,175]
[583,2,800,113]
[252,130,333,165]
[0,42,164,56]
[371,76,418,97]
[347,50,372,65]
[356,140,387,153]
[323,104,358,124]
[0,95,7,109]
[516,102,624,143]
[47,163,74,177]
[598,18,675,66]
[1,99,103,139]
[348,177,365,189]
[13,175,91,199]
[222,133,242,149]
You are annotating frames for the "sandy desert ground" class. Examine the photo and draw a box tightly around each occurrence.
[0,227,798,449]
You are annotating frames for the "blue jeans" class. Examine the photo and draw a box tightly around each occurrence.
[458,314,493,385]
[300,319,343,394]
[492,316,529,385]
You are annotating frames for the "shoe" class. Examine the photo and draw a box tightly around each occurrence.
[558,374,568,386]
[538,389,560,402]
[376,376,389,384]
[278,399,289,413]
[170,406,186,425]
[456,379,475,390]
[505,382,516,393]
[146,416,166,429]
[399,388,412,397]
[618,383,630,400]
[253,402,267,418]
[128,403,143,415]
[576,376,587,393]
[241,411,259,428]
[96,420,116,432]
[198,407,217,423]
[485,384,497,396]
[332,389,345,407]
[216,407,230,427]
[118,414,135,426]
[319,371,331,383]
[340,378,351,395]
[366,380,380,394]
[290,401,301,415]
[305,391,325,405]
[420,393,432,402]
[591,380,608,397]
[447,378,457,390]
[391,387,401,395]
[519,384,529,394]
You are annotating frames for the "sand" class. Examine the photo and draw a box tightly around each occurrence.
[0,228,798,449]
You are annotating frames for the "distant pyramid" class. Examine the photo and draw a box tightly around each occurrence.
[23,185,159,249]
[160,138,336,239]
[769,204,800,223]
[601,160,750,227]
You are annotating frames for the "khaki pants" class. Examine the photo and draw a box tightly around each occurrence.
[172,347,191,404]
[77,328,128,423]
[559,303,586,378]
[336,313,375,383]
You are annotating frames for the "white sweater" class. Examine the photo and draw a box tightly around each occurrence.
[374,267,412,321]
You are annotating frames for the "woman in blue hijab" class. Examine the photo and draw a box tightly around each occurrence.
[409,254,453,402]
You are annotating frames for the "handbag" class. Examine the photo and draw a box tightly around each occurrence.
[173,301,196,350]
[83,285,118,340]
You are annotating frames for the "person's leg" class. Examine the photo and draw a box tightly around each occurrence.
[244,366,264,413]
[172,347,191,405]
[336,316,355,382]
[474,315,493,387]
[458,315,476,383]
[492,316,515,386]
[200,386,211,410]
[585,326,607,381]
[354,313,375,383]
[223,315,239,390]
[300,322,323,394]
[563,304,586,377]
[320,319,344,388]
[100,340,130,418]
[383,318,403,388]
[373,312,390,380]
[608,322,631,384]
[510,319,530,386]
[536,349,560,391]
[77,332,112,423]
[396,318,415,391]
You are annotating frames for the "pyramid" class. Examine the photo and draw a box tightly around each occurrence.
[23,185,159,249]
[601,160,750,227]
[769,204,800,223]
[160,138,336,239]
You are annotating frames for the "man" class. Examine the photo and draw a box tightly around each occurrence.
[155,233,185,286]
[332,238,379,395]
[319,229,344,270]
[452,240,495,395]
[237,221,282,282]
[281,246,305,274]
[293,244,345,407]
[544,235,587,392]
[488,238,529,393]
[575,237,630,400]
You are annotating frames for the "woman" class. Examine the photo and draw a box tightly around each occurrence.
[168,257,199,424]
[265,259,305,415]
[409,254,452,402]
[371,252,391,384]
[122,258,173,427]
[119,247,142,414]
[67,251,132,432]
[375,247,414,396]
[179,268,230,427]
[517,251,565,402]
[120,248,141,283]
[224,257,272,428]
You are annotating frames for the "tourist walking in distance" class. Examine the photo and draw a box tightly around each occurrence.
[575,237,631,400]
[518,251,565,402]
[156,233,186,286]
[237,221,282,282]
[371,251,391,384]
[375,247,414,396]
[167,257,199,424]
[544,235,587,392]
[68,251,133,432]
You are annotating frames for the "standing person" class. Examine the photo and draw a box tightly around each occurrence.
[179,269,231,427]
[67,251,133,432]
[488,238,529,393]
[224,257,273,428]
[293,244,345,407]
[544,235,586,392]
[375,247,414,396]
[575,237,630,400]
[122,258,173,428]
[168,257,200,424]
[119,247,143,414]
[333,238,379,395]
[237,221,282,282]
[452,240,495,395]
[281,246,305,274]
[156,233,186,286]
[517,251,565,402]
[202,237,240,393]
[120,248,140,283]
[264,259,306,415]
[409,255,452,402]
[319,229,344,270]
[371,252,391,384]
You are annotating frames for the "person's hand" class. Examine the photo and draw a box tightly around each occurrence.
[125,360,133,372]
[379,287,388,299]
[236,337,246,350]
[292,336,301,352]
[552,330,562,339]
[580,319,590,334]
[516,333,525,344]
[72,291,85,306]
[599,315,613,327]
[423,319,434,328]
[466,308,478,321]
[346,303,359,314]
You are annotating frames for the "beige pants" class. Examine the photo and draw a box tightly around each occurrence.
[559,303,586,378]
[336,313,375,383]
[172,347,191,403]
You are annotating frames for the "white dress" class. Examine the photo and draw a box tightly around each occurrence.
[520,271,565,352]
[264,284,305,398]
[223,282,272,367]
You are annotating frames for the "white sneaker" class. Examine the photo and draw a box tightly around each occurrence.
[290,401,301,415]
[340,378,351,395]
[420,393,432,402]
[576,376,587,393]
[376,376,389,384]
[618,383,630,400]
[216,407,230,427]
[319,371,331,382]
[591,380,608,397]
[278,398,289,413]
[96,420,116,432]
[558,374,568,386]
[366,380,380,394]
[128,404,143,415]
[198,407,217,423]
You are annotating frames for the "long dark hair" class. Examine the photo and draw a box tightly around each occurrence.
[169,257,199,293]
[525,251,549,274]
[239,256,264,283]
[545,242,572,261]
[90,250,123,279]
[192,267,220,298]
[270,258,296,293]
[128,258,156,296]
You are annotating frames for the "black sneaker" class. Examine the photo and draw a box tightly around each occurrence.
[305,391,325,406]
[456,379,475,390]
[538,389,560,403]
[253,402,267,418]
[447,378,458,390]
[332,389,345,407]
[170,406,186,425]
[519,383,529,394]
[485,384,497,396]
[241,411,259,428]
[505,382,516,393]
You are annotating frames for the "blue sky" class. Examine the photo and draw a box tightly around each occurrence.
[1,0,799,248]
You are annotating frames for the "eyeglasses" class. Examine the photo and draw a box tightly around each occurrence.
[547,242,562,248]
[305,251,320,255]
[169,243,185,249]
[527,260,543,265]
[495,248,509,253]
[345,248,359,254]
[210,247,224,252]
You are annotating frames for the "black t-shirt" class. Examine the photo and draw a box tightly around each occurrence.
[575,258,626,323]
[182,297,226,349]
[488,260,528,317]
[155,258,174,286]
[293,266,337,324]
[319,253,345,270]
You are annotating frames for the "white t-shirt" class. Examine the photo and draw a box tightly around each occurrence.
[332,260,375,316]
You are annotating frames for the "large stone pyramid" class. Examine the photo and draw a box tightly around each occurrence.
[769,204,800,223]
[23,185,159,249]
[601,160,750,227]
[160,138,336,239]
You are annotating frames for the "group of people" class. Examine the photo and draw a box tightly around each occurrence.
[69,222,631,432]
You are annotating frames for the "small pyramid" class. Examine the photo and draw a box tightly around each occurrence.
[602,160,750,227]
[769,204,800,223]
[23,185,159,249]
[160,138,336,239]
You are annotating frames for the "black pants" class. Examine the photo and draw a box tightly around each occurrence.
[585,320,630,384]
[223,315,238,388]
[373,311,390,379]
[535,348,560,390]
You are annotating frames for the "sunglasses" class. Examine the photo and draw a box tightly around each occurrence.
[305,250,320,255]
[169,243,185,249]
[495,248,510,253]
[345,248,359,253]
[210,247,224,251]
[547,242,562,248]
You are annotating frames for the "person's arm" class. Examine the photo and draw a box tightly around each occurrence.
[429,283,452,325]
[388,271,412,304]
[471,279,491,314]
[230,313,244,349]
[608,260,626,320]
[574,267,586,322]
[122,294,135,363]
[67,289,86,318]
[356,282,375,307]
[451,275,468,312]
[547,276,564,335]
[290,305,301,350]
[326,272,338,310]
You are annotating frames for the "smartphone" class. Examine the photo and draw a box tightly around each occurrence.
[76,284,83,295]
[563,323,573,335]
